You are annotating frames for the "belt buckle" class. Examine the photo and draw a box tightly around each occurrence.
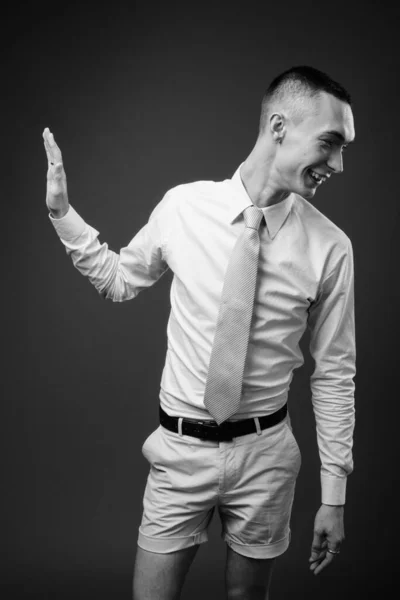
[204,421,234,442]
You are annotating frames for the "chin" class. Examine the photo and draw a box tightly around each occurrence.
[298,175,318,199]
[290,182,315,200]
[302,186,317,199]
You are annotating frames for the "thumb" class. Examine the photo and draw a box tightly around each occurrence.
[49,162,65,179]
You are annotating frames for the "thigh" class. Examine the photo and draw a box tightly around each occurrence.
[133,544,200,600]
[220,417,302,558]
[138,426,218,553]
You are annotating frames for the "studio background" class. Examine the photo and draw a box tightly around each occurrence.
[3,1,399,599]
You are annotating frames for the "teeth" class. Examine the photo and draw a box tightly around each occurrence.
[310,170,324,182]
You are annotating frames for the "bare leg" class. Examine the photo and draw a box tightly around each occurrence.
[225,545,276,600]
[132,544,200,600]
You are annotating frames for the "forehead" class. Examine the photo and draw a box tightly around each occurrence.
[302,92,355,143]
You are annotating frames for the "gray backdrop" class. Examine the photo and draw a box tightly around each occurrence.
[3,1,398,598]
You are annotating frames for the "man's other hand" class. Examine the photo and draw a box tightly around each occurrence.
[43,128,69,219]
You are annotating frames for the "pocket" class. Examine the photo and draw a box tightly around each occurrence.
[141,427,160,463]
[284,423,302,474]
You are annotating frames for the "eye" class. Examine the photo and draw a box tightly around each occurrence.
[320,141,332,150]
[342,145,348,152]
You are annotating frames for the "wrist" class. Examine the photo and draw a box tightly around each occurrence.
[49,204,69,219]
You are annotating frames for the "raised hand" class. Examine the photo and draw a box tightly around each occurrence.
[43,128,69,218]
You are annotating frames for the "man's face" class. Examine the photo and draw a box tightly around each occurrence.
[274,92,355,199]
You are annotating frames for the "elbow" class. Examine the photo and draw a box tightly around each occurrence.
[97,272,138,302]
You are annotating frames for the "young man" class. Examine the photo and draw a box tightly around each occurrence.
[43,65,356,600]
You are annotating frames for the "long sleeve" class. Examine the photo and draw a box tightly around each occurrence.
[49,191,178,302]
[307,237,356,506]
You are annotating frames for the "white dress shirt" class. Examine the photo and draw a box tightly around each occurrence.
[50,164,356,506]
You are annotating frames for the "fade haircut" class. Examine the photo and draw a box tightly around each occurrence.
[258,66,352,134]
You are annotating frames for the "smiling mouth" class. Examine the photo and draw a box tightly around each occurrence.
[307,168,328,185]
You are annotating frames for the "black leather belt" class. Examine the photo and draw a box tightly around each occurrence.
[159,403,287,442]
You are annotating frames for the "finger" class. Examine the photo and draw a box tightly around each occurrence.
[43,134,56,165]
[46,130,62,160]
[43,128,62,165]
[309,548,328,570]
[310,531,326,561]
[309,538,327,562]
[43,130,52,162]
[309,550,327,570]
[43,127,53,153]
[312,551,335,576]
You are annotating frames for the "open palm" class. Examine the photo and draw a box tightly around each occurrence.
[43,128,69,217]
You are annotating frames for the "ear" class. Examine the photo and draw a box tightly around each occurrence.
[269,112,286,144]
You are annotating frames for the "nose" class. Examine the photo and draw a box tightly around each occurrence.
[327,150,343,174]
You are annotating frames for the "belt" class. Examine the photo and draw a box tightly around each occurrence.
[159,403,287,442]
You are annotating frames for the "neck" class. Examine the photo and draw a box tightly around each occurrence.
[240,145,291,208]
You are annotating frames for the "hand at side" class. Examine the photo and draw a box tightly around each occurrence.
[309,504,345,576]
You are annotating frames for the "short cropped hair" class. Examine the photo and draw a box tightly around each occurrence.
[259,66,352,133]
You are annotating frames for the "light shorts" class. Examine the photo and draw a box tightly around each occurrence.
[137,411,301,559]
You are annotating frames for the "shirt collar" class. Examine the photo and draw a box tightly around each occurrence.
[229,163,295,240]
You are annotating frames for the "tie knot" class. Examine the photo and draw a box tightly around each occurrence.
[243,205,264,230]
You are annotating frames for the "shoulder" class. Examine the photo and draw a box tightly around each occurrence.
[166,176,230,200]
[294,194,351,245]
[162,176,232,218]
[293,194,353,280]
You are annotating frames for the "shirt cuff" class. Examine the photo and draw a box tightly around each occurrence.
[321,474,347,505]
[48,205,86,240]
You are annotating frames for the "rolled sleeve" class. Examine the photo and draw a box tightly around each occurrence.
[307,237,356,505]
[49,191,178,302]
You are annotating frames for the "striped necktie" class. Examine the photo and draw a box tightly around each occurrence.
[203,204,264,425]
